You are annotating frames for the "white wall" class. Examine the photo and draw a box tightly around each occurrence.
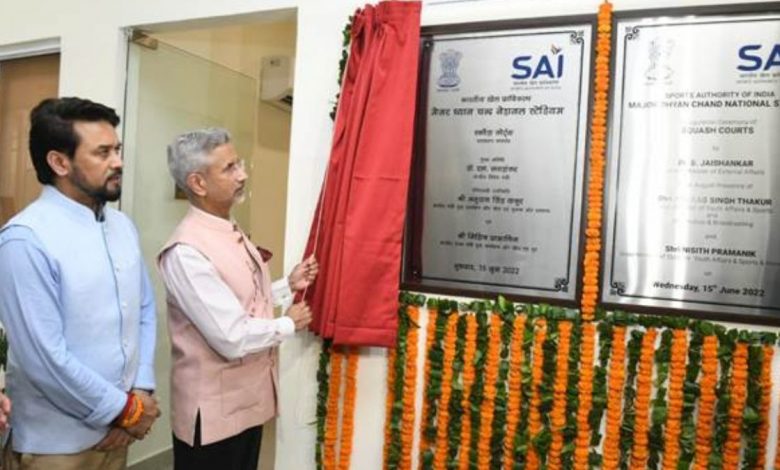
[0,0,777,468]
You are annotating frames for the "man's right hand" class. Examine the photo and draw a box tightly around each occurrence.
[125,393,161,439]
[286,302,313,331]
[94,428,135,451]
[0,393,11,433]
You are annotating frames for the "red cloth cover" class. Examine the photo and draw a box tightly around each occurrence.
[303,1,421,347]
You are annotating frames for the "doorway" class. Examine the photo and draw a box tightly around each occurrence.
[0,53,60,225]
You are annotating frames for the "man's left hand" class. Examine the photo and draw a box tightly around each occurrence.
[0,392,11,433]
[132,389,153,399]
[289,255,319,291]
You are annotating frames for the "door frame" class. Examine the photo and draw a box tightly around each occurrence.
[0,38,61,225]
[0,38,60,62]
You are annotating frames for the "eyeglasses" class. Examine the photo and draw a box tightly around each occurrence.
[191,158,245,181]
[223,159,246,175]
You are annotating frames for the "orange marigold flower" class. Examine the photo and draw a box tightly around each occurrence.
[399,308,419,470]
[324,348,345,470]
[433,315,459,469]
[723,343,749,470]
[662,329,687,468]
[757,345,773,469]
[602,326,626,470]
[458,314,478,470]
[337,348,360,470]
[526,318,548,470]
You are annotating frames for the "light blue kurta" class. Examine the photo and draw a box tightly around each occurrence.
[0,186,156,453]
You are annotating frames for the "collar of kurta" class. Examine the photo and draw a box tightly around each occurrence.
[187,205,239,233]
[41,185,106,222]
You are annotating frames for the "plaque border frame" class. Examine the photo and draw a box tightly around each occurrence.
[401,15,597,308]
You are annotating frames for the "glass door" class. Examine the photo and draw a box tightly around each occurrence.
[121,34,257,464]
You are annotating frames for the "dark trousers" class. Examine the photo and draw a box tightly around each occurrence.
[173,414,263,470]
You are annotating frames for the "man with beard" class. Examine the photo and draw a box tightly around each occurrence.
[158,128,316,470]
[0,97,160,470]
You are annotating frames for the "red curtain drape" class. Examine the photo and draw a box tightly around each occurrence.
[302,1,421,347]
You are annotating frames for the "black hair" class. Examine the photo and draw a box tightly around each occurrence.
[28,97,120,184]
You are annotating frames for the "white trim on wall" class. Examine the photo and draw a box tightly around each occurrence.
[0,37,60,61]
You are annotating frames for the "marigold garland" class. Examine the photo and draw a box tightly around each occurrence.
[476,313,502,470]
[420,306,449,467]
[433,314,459,469]
[337,348,359,470]
[388,301,414,470]
[630,328,657,469]
[526,318,548,470]
[489,308,516,469]
[648,330,672,469]
[573,322,596,470]
[446,316,468,469]
[467,311,490,470]
[589,321,614,455]
[661,329,688,469]
[678,326,703,468]
[581,0,612,322]
[535,318,559,465]
[514,315,536,469]
[324,347,345,470]
[419,308,439,452]
[384,297,780,470]
[561,320,581,469]
[742,344,763,470]
[757,344,773,469]
[577,2,612,461]
[458,314,478,470]
[383,346,398,466]
[710,332,736,468]
[400,307,420,470]
[547,320,573,470]
[601,325,627,470]
[774,346,780,470]
[722,342,749,470]
[619,330,644,469]
[693,334,719,470]
[316,340,333,470]
[503,315,527,468]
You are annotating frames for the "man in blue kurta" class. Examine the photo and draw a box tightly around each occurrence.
[0,97,160,470]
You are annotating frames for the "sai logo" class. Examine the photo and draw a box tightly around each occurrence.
[437,49,462,88]
[737,44,780,71]
[511,44,564,80]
